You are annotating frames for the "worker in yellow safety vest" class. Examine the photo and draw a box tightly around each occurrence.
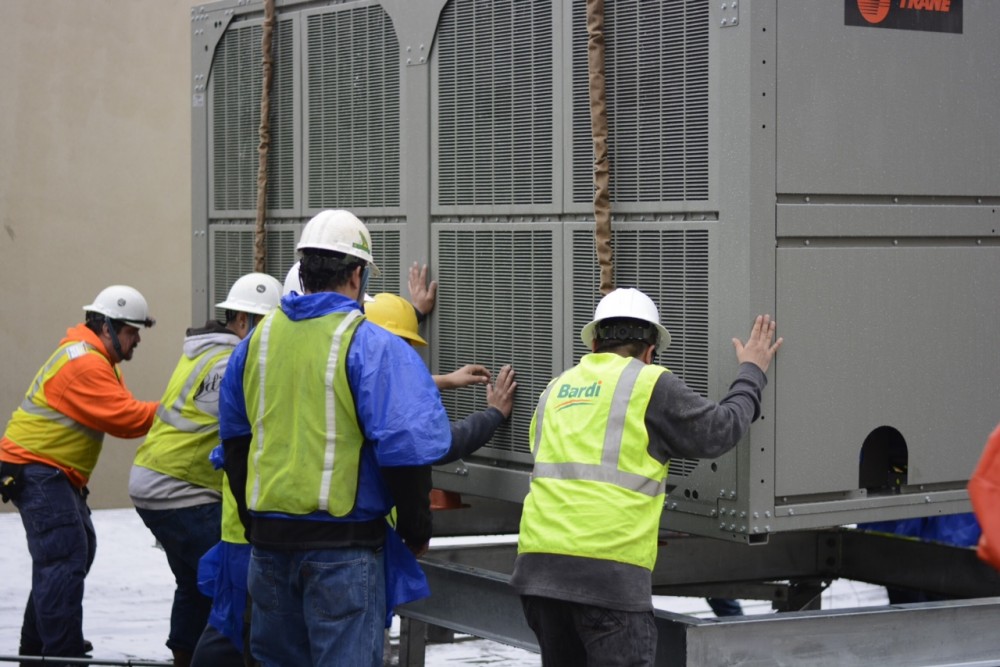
[218,209,453,667]
[0,284,158,663]
[128,272,281,667]
[511,288,783,667]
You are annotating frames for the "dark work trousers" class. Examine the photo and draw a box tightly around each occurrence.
[521,595,656,667]
[707,598,744,617]
[135,502,221,653]
[191,623,246,667]
[14,463,96,664]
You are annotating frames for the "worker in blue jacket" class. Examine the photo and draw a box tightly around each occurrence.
[219,209,451,667]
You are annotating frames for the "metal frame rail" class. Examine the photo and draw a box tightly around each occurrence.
[398,529,1000,666]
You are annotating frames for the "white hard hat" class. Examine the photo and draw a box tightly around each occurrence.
[216,272,283,316]
[282,262,301,297]
[297,209,381,277]
[581,288,671,353]
[83,285,155,328]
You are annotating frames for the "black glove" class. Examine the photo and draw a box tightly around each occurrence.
[0,462,25,504]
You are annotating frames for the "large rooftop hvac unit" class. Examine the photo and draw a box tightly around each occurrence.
[191,0,1000,543]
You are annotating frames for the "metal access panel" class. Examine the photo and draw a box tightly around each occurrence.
[193,0,1000,543]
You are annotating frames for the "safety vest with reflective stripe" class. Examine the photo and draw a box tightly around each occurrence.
[518,353,670,571]
[243,308,365,517]
[133,344,232,490]
[3,341,107,479]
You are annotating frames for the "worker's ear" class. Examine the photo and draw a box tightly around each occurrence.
[641,344,655,365]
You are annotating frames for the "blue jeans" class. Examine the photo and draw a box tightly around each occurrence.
[14,463,96,663]
[135,502,221,652]
[248,546,386,667]
[521,595,657,667]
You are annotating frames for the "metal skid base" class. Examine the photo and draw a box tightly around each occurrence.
[398,529,1000,666]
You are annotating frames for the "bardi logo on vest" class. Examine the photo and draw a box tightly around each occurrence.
[554,381,602,411]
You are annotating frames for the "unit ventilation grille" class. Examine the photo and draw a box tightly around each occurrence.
[306,7,400,209]
[436,227,555,460]
[571,228,709,393]
[212,19,295,212]
[209,221,401,310]
[210,222,298,320]
[572,227,709,479]
[364,225,402,296]
[571,0,709,204]
[436,0,553,207]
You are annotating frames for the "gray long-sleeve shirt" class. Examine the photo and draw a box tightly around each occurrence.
[510,359,767,611]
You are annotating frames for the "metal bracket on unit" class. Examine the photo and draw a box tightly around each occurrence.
[191,4,237,108]
[380,0,450,67]
[719,0,739,28]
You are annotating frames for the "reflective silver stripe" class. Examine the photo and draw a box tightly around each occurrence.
[249,314,276,510]
[20,341,103,442]
[18,399,102,442]
[317,310,362,512]
[601,359,644,467]
[532,358,664,497]
[27,342,97,399]
[532,461,667,497]
[156,345,231,433]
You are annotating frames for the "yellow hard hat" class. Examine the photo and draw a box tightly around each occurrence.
[365,293,426,346]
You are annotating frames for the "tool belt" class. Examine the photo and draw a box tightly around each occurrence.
[0,462,24,503]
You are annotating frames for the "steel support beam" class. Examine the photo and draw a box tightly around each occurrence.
[397,532,1000,666]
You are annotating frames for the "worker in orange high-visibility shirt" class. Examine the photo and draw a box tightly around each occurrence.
[0,284,158,664]
[969,423,1000,572]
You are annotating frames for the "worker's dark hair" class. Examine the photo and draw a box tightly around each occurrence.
[299,250,364,293]
[593,317,657,359]
[84,311,124,337]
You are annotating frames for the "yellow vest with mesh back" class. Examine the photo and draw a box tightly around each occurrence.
[518,353,670,571]
[134,344,232,490]
[243,308,365,516]
[4,341,106,478]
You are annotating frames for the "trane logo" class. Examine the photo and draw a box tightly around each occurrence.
[846,0,962,33]
[556,381,602,399]
[857,0,953,25]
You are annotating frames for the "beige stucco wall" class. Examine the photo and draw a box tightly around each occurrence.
[0,1,200,510]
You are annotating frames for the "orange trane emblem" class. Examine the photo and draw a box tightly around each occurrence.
[857,0,891,23]
[847,0,961,32]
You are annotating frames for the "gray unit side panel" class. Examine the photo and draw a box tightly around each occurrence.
[775,244,1000,497]
[775,1,1000,197]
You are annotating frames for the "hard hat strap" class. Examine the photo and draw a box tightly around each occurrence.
[105,316,125,362]
[359,265,371,302]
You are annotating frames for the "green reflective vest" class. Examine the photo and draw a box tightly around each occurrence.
[518,353,670,571]
[243,308,365,516]
[134,344,232,490]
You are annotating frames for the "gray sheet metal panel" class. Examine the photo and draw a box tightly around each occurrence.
[775,0,1000,197]
[775,244,1000,497]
